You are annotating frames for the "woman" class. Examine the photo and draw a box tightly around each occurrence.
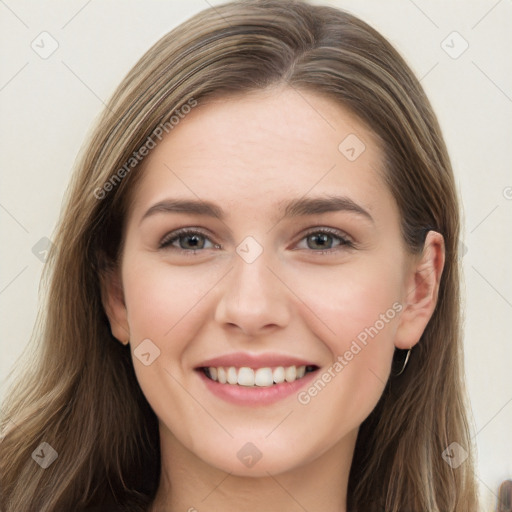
[0,0,479,510]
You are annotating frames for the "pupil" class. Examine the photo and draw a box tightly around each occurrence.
[183,235,203,249]
[309,233,331,249]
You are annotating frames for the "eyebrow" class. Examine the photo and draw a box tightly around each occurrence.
[140,195,374,224]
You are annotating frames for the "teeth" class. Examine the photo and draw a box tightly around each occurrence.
[273,366,285,384]
[238,367,255,387]
[227,367,238,385]
[205,365,309,387]
[285,365,296,382]
[254,367,273,387]
[217,367,227,384]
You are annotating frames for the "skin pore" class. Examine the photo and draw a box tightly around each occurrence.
[103,86,444,512]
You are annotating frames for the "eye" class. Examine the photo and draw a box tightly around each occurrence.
[295,228,353,253]
[158,227,353,255]
[159,228,219,252]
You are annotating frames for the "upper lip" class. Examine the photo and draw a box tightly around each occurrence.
[196,352,317,369]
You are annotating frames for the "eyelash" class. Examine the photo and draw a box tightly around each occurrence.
[158,227,354,256]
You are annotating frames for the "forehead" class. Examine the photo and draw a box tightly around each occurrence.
[129,87,393,224]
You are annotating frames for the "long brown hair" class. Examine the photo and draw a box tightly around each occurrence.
[0,1,478,510]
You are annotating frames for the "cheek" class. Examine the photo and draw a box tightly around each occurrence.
[120,258,227,440]
[119,258,222,412]
[289,259,402,426]
[121,257,225,346]
[290,256,403,350]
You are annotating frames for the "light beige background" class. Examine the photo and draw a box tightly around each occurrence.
[1,1,511,510]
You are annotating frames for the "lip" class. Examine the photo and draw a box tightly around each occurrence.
[195,352,320,406]
[196,352,316,369]
[197,369,318,406]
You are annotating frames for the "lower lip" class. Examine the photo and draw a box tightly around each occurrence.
[197,369,318,406]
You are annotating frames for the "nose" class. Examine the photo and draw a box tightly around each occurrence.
[214,249,291,337]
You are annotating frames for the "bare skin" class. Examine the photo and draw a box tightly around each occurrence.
[103,86,444,512]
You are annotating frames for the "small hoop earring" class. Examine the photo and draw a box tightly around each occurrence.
[393,348,411,377]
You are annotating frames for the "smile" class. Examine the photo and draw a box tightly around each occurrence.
[201,365,318,387]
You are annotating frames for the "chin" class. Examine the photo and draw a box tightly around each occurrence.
[195,436,317,478]
[209,455,299,478]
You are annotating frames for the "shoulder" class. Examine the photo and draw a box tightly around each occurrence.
[81,503,128,512]
[82,507,125,512]
[81,507,119,512]
[81,501,150,512]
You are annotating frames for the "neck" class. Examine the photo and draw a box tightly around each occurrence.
[150,425,357,512]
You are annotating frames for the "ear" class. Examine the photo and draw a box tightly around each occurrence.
[394,231,445,350]
[99,265,130,345]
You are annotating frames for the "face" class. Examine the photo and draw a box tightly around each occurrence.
[105,86,437,477]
